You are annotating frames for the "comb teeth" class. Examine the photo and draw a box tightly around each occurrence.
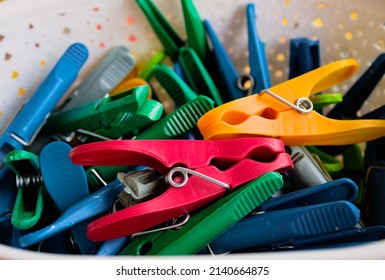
[54,43,89,78]
[164,96,214,138]
[293,201,359,236]
[99,54,136,90]
[153,65,197,107]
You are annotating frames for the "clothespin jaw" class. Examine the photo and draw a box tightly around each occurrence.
[4,150,45,230]
[69,138,293,241]
[119,172,284,256]
[198,59,385,146]
[203,3,270,101]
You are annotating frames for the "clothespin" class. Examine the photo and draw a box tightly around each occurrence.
[0,43,88,180]
[327,53,385,120]
[18,177,123,249]
[33,141,97,254]
[84,95,215,191]
[118,172,284,256]
[4,150,45,230]
[46,85,163,142]
[198,59,385,146]
[61,46,136,111]
[203,3,270,101]
[69,138,293,241]
[270,225,385,251]
[136,0,222,104]
[203,178,360,254]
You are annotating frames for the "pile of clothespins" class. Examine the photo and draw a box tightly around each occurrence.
[1,0,385,256]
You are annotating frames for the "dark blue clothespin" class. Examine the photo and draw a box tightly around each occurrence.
[289,38,320,79]
[203,3,270,101]
[202,178,360,254]
[327,53,385,120]
[0,43,88,180]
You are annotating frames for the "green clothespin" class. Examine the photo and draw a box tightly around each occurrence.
[4,150,45,230]
[181,0,208,63]
[311,93,343,111]
[46,85,163,140]
[138,51,167,81]
[86,95,215,190]
[119,172,283,256]
[306,146,343,174]
[178,47,223,105]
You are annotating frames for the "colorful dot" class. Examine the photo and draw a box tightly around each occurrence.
[284,1,290,6]
[345,32,353,40]
[126,16,135,24]
[96,24,102,30]
[280,36,287,44]
[99,42,105,48]
[318,3,327,8]
[18,88,25,96]
[128,34,137,42]
[4,52,11,61]
[294,22,300,29]
[93,7,99,12]
[276,53,286,62]
[29,24,34,29]
[275,70,284,78]
[0,111,3,116]
[35,42,40,48]
[63,27,71,34]
[281,18,289,26]
[12,71,19,79]
[350,12,358,20]
[40,60,46,67]
[0,34,4,42]
[312,17,324,28]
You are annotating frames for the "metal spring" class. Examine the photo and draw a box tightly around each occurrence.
[16,174,44,188]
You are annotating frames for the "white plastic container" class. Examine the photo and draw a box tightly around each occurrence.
[0,0,384,259]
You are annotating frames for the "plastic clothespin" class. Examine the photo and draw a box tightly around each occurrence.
[137,51,167,81]
[119,172,284,256]
[4,150,45,230]
[327,53,385,120]
[289,38,320,79]
[0,43,88,180]
[109,77,152,98]
[83,95,216,191]
[18,178,124,249]
[69,138,293,241]
[203,3,270,101]
[36,141,98,254]
[61,46,136,111]
[46,85,163,141]
[203,178,360,254]
[271,225,385,251]
[198,59,385,146]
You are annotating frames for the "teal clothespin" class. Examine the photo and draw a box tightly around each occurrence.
[118,172,283,256]
[46,85,163,140]
[4,150,45,230]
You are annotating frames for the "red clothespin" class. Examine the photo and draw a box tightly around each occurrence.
[69,138,293,241]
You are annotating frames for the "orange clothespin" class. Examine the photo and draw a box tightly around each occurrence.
[198,59,385,146]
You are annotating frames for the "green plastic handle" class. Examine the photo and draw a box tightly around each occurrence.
[178,47,223,106]
[153,64,198,107]
[306,146,343,173]
[311,93,343,110]
[138,51,167,81]
[181,0,208,63]
[135,95,215,139]
[136,0,184,61]
[119,172,283,256]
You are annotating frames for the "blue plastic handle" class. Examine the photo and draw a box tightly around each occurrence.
[289,38,320,79]
[204,201,360,254]
[258,177,358,211]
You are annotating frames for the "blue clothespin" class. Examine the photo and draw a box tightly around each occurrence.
[289,38,320,79]
[327,53,385,120]
[0,43,88,180]
[202,178,360,254]
[203,3,270,101]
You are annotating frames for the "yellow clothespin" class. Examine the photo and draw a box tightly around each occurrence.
[198,59,385,146]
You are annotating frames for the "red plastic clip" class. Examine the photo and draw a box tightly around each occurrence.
[69,138,293,241]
